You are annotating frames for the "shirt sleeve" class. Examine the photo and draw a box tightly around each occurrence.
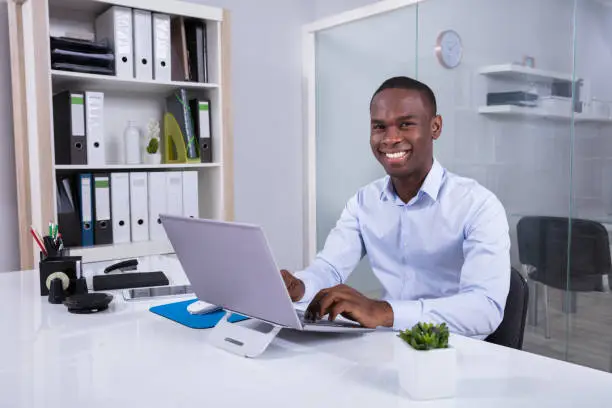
[294,194,366,303]
[387,194,511,338]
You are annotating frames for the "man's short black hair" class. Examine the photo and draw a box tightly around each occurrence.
[370,76,437,117]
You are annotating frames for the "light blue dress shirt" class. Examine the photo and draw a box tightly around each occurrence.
[295,159,510,338]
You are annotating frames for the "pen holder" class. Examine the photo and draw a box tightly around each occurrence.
[42,236,66,258]
[39,255,82,297]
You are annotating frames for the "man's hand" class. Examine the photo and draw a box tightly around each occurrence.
[280,269,305,302]
[305,284,393,329]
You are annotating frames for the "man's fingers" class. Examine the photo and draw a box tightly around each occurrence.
[328,300,351,322]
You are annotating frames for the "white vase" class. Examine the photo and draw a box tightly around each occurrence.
[124,121,142,164]
[144,153,162,165]
[395,339,456,400]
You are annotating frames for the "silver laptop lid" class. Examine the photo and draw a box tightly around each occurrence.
[160,215,302,330]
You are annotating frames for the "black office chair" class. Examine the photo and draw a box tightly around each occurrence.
[486,267,529,349]
[516,216,612,338]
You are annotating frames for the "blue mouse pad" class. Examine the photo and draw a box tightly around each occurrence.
[149,299,248,329]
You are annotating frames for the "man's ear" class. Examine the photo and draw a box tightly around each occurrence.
[431,115,442,140]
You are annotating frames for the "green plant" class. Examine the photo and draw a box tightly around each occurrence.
[398,322,450,351]
[146,137,159,154]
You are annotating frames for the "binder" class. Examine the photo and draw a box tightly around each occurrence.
[148,172,167,241]
[133,9,153,80]
[171,16,190,81]
[93,173,113,245]
[110,173,131,244]
[56,176,81,248]
[184,19,208,83]
[152,13,171,81]
[166,89,198,160]
[85,92,105,165]
[166,172,183,216]
[52,91,87,165]
[189,99,213,163]
[78,174,94,247]
[95,6,134,79]
[129,172,149,242]
[181,171,199,218]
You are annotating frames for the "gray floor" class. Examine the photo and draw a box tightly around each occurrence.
[523,287,612,373]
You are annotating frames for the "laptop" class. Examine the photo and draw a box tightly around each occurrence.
[160,214,373,333]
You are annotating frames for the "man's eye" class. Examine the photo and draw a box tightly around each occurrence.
[372,123,385,131]
[399,122,415,129]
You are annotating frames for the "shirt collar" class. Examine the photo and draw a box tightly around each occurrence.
[380,159,445,203]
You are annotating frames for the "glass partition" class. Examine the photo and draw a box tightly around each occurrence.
[314,0,612,372]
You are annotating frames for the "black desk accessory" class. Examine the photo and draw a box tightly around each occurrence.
[92,271,169,291]
[48,278,66,304]
[63,293,113,314]
[39,254,82,297]
[104,259,138,274]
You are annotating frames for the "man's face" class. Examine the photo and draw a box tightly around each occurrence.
[370,88,442,179]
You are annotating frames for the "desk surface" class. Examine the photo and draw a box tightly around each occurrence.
[2,256,612,408]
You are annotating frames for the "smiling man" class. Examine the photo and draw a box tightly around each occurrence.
[281,76,510,338]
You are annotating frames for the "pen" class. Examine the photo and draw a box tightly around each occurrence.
[30,226,48,257]
[49,222,53,238]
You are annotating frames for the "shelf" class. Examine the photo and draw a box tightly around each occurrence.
[55,163,221,171]
[67,240,174,263]
[479,64,577,84]
[478,105,612,123]
[51,70,219,94]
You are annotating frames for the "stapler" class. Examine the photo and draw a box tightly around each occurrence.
[104,259,138,274]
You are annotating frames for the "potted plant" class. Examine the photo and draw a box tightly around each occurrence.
[144,119,161,165]
[395,322,456,400]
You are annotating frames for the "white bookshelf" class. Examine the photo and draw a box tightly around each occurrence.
[55,163,221,170]
[51,70,220,93]
[479,64,578,83]
[68,240,174,263]
[478,105,612,123]
[7,0,232,267]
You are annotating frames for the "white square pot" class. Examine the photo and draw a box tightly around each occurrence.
[395,340,457,400]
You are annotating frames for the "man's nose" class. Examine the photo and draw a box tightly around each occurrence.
[382,126,402,143]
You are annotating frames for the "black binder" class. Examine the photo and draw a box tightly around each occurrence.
[93,173,113,245]
[189,98,213,163]
[53,91,87,165]
[56,176,81,248]
[184,19,208,83]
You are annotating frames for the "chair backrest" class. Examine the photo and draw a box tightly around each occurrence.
[516,216,611,290]
[485,267,529,350]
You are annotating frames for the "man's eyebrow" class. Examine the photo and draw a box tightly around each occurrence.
[396,115,418,121]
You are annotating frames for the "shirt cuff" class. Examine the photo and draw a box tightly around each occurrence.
[386,299,423,331]
[293,270,323,304]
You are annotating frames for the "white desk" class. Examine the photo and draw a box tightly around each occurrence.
[2,256,612,408]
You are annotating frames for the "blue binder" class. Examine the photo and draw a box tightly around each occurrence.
[78,173,94,246]
[150,299,248,329]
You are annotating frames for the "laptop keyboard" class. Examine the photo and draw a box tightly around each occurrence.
[296,309,363,328]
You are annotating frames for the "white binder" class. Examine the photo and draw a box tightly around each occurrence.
[152,13,171,81]
[95,6,134,79]
[129,172,149,242]
[133,9,153,80]
[166,172,183,215]
[85,92,105,165]
[182,171,199,218]
[111,173,131,244]
[147,172,167,241]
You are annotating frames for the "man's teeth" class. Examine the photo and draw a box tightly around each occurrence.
[385,152,407,159]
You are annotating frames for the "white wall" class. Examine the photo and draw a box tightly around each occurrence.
[0,2,19,272]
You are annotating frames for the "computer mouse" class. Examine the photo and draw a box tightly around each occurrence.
[187,300,222,315]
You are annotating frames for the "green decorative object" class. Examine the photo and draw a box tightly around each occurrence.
[398,322,450,351]
[146,137,159,154]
